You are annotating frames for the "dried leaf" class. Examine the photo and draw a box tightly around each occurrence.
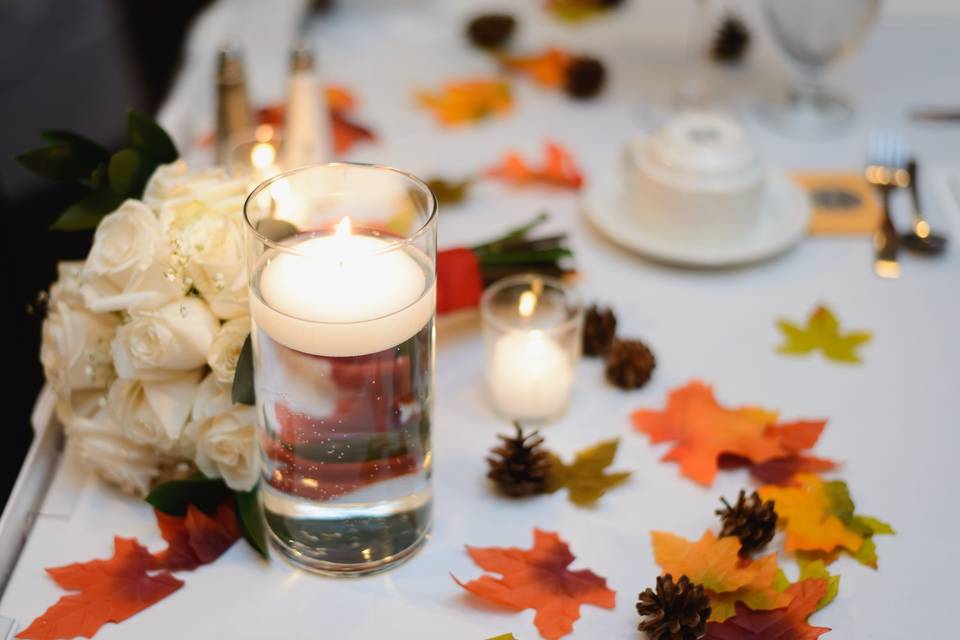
[16,538,183,640]
[758,474,894,567]
[777,305,872,364]
[795,559,840,612]
[499,48,572,88]
[651,530,791,621]
[417,79,512,126]
[704,578,832,640]
[632,381,829,486]
[545,438,631,506]
[486,142,583,190]
[453,528,616,639]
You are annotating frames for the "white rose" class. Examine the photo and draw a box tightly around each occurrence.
[112,297,219,380]
[208,316,250,384]
[41,300,117,398]
[185,373,258,491]
[48,261,86,308]
[81,200,185,312]
[57,392,166,497]
[145,161,244,217]
[107,370,203,454]
[177,212,249,320]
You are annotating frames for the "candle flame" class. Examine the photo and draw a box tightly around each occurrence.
[518,290,538,318]
[251,142,276,170]
[335,217,352,238]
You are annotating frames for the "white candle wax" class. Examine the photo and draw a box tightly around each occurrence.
[487,330,574,421]
[251,224,434,357]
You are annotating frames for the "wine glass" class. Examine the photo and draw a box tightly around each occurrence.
[760,0,881,136]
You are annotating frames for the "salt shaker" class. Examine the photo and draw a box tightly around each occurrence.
[282,43,332,169]
[215,43,252,164]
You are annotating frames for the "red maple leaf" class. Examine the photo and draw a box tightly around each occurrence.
[153,502,241,571]
[749,455,840,486]
[453,529,615,639]
[16,537,183,640]
[704,578,832,640]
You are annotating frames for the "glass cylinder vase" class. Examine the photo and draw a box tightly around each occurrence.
[243,163,437,575]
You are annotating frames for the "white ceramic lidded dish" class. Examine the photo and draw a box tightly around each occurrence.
[625,112,767,245]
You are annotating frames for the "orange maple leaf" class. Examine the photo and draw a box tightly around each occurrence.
[486,142,584,190]
[651,530,791,621]
[499,48,572,88]
[253,85,376,155]
[454,529,616,639]
[632,381,801,486]
[16,537,183,640]
[704,578,832,639]
[153,502,241,571]
[416,79,513,126]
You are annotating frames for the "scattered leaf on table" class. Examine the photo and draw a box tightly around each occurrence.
[632,381,822,486]
[153,501,241,571]
[16,537,183,640]
[416,79,512,126]
[486,635,517,640]
[453,528,615,639]
[486,142,584,190]
[254,85,377,155]
[704,578,831,640]
[795,559,840,611]
[776,305,872,364]
[759,474,894,567]
[545,438,630,506]
[651,530,791,621]
[499,48,572,88]
[749,456,839,486]
[426,178,472,207]
[546,0,613,22]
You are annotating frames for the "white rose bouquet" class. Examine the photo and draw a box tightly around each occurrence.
[23,113,261,502]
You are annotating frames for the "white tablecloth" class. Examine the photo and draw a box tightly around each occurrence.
[4,1,960,638]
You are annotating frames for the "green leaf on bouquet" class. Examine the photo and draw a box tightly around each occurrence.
[108,148,148,197]
[235,488,269,560]
[545,438,631,507]
[146,474,232,516]
[16,138,109,183]
[128,108,178,162]
[232,334,256,405]
[51,188,124,231]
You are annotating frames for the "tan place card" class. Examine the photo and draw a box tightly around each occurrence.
[792,172,881,235]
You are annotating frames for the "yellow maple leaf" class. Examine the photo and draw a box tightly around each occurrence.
[776,305,872,364]
[651,530,791,621]
[759,474,893,566]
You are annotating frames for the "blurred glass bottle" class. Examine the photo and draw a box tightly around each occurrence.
[215,43,252,165]
[282,43,332,169]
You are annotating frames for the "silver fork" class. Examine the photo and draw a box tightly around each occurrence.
[864,133,908,279]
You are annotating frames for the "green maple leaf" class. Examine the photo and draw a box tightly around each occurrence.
[776,305,872,364]
[545,438,631,507]
[426,178,472,206]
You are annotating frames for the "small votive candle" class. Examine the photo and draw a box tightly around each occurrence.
[480,274,583,423]
[228,124,282,191]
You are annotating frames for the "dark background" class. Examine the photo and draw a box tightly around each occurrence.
[1,0,214,510]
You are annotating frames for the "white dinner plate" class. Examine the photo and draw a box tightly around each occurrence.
[581,171,812,267]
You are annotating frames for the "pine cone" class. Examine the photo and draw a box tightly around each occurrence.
[564,56,606,99]
[716,490,778,556]
[637,574,711,640]
[605,338,656,389]
[583,305,617,356]
[487,423,551,497]
[467,13,517,49]
[710,15,751,64]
